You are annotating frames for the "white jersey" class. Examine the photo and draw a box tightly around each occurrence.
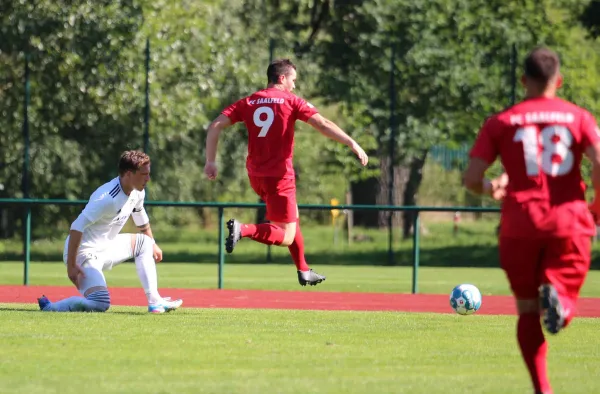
[69,177,146,253]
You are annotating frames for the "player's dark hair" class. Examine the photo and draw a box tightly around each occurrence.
[267,59,296,84]
[524,47,560,84]
[118,150,150,176]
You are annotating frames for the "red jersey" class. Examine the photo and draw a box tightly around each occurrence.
[470,97,600,238]
[222,88,318,179]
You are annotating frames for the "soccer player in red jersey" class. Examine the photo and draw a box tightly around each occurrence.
[464,47,600,394]
[204,59,369,286]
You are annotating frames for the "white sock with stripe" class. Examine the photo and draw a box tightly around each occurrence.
[134,234,162,304]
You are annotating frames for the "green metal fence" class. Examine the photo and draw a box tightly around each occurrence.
[0,198,500,293]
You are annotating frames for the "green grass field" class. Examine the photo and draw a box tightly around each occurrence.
[2,221,600,393]
[1,304,599,393]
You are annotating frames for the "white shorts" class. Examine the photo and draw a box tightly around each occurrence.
[63,234,135,295]
[63,234,135,271]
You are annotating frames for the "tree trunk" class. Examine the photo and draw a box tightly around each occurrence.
[402,150,429,239]
[351,155,408,228]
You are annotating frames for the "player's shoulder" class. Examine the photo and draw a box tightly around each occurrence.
[279,91,317,110]
[136,188,146,201]
[547,97,592,117]
[510,97,589,115]
[250,88,292,100]
[479,107,510,129]
[89,177,121,203]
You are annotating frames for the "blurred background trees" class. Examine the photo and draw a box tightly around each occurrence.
[2,0,600,238]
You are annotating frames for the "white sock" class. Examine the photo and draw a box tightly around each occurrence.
[133,234,163,304]
[134,252,162,304]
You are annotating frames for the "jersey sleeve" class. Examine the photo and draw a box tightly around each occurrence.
[221,98,245,125]
[470,116,500,164]
[294,96,319,122]
[133,190,145,213]
[580,110,600,149]
[81,192,113,224]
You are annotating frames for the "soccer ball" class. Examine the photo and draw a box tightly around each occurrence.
[449,284,482,315]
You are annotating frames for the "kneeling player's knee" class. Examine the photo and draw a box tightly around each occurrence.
[86,290,111,312]
[516,298,539,315]
[134,234,154,257]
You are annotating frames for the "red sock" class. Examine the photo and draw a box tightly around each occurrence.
[517,313,551,393]
[240,223,285,246]
[288,220,309,271]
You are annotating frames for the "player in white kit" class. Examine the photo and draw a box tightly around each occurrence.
[37,151,183,313]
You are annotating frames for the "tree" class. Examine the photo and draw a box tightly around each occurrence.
[0,0,144,236]
[242,0,567,237]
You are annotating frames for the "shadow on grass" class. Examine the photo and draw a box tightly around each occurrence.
[0,307,40,312]
[0,307,150,315]
[108,310,147,315]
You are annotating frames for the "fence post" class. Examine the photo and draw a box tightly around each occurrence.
[143,37,150,153]
[22,53,31,286]
[411,211,420,294]
[23,208,31,286]
[269,39,275,63]
[217,207,225,289]
[510,43,517,106]
[387,41,397,265]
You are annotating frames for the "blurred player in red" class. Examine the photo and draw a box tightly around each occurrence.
[464,47,600,394]
[204,59,369,286]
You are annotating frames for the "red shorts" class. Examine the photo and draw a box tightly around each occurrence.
[249,176,297,223]
[499,236,591,300]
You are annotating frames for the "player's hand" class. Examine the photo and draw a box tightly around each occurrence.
[67,264,85,289]
[351,142,369,166]
[153,244,163,263]
[489,173,509,201]
[204,161,218,180]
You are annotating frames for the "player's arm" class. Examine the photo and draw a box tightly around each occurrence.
[132,194,162,262]
[581,111,600,221]
[205,114,233,164]
[306,113,368,166]
[66,195,113,285]
[587,142,600,223]
[463,116,507,200]
[585,142,600,222]
[586,142,600,194]
[66,205,102,287]
[66,224,85,272]
[204,114,233,180]
[463,159,507,199]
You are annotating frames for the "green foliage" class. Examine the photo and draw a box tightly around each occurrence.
[1,0,144,228]
[3,0,600,233]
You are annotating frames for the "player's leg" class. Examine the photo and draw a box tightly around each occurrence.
[284,205,325,286]
[226,177,325,285]
[109,233,182,313]
[38,257,111,312]
[499,237,551,394]
[287,206,309,271]
[260,180,325,285]
[226,176,290,252]
[539,236,591,334]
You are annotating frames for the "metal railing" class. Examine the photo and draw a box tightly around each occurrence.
[0,198,500,293]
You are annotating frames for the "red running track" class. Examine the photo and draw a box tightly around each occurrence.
[2,285,600,316]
